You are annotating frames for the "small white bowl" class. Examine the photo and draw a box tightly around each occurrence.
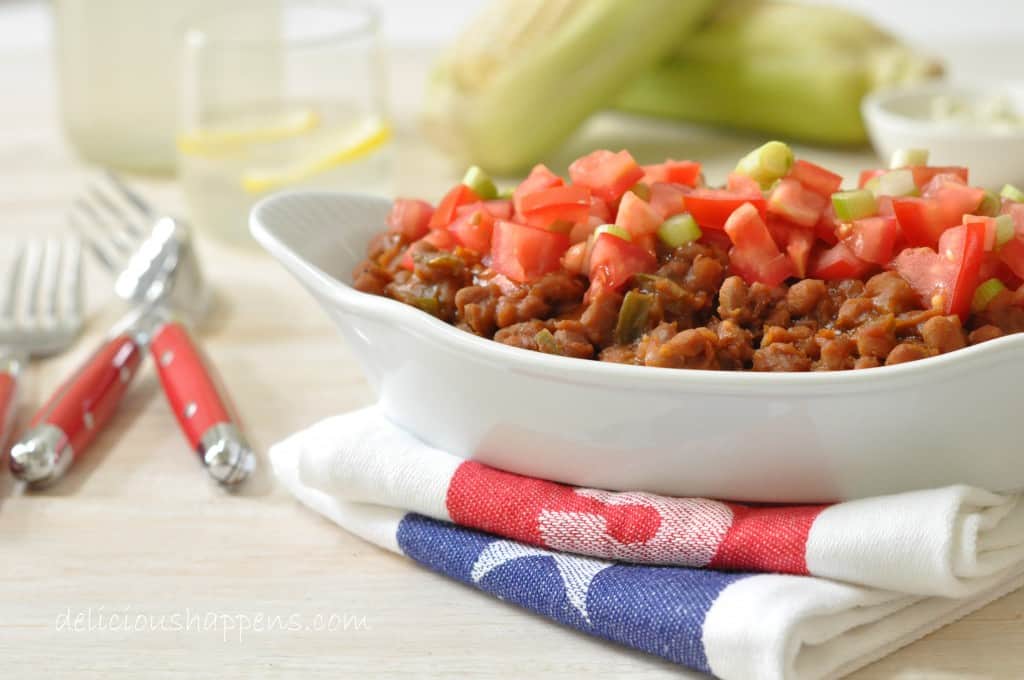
[252,190,1024,503]
[862,82,1024,189]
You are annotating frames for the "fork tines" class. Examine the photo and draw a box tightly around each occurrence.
[69,171,155,276]
[1,238,83,352]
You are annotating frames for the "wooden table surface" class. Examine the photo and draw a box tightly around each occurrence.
[2,24,1022,680]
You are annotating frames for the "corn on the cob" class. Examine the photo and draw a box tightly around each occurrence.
[616,0,943,145]
[422,0,715,174]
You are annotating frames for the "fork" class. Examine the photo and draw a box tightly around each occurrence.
[0,239,83,452]
[21,173,252,486]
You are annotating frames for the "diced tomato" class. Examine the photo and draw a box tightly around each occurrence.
[569,149,645,203]
[892,220,985,321]
[768,218,814,278]
[588,232,657,295]
[909,166,969,188]
[894,178,985,248]
[932,181,986,225]
[767,178,827,228]
[784,228,815,278]
[725,203,777,257]
[426,229,454,249]
[685,188,767,231]
[960,215,997,251]
[858,168,886,188]
[483,199,513,220]
[997,259,1024,290]
[729,249,793,288]
[588,196,613,223]
[876,195,895,217]
[429,184,481,230]
[641,159,702,187]
[788,159,843,197]
[513,164,563,216]
[569,216,603,245]
[999,236,1024,281]
[815,204,840,245]
[1004,201,1024,228]
[947,220,986,320]
[634,233,658,254]
[892,247,952,306]
[648,182,689,219]
[519,185,591,230]
[615,192,662,238]
[840,216,898,265]
[490,220,570,283]
[519,185,590,214]
[726,172,762,196]
[448,204,495,254]
[399,229,457,270]
[892,197,944,248]
[386,198,434,241]
[811,241,874,280]
[725,202,794,285]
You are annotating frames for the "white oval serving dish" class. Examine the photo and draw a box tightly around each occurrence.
[251,191,1024,503]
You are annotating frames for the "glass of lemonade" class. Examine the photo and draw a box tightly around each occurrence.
[177,0,391,248]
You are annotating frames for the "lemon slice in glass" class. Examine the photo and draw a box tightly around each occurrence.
[177,109,321,157]
[240,116,392,194]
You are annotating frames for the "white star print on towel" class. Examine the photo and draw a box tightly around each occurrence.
[470,540,613,622]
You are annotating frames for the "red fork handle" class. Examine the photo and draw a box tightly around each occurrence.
[9,334,143,484]
[0,356,21,449]
[150,321,253,485]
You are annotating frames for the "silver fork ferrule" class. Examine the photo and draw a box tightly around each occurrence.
[9,424,74,485]
[0,353,25,377]
[198,423,255,486]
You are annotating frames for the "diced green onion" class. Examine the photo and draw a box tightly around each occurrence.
[595,224,632,241]
[831,189,878,221]
[995,214,1015,247]
[734,141,794,189]
[656,213,701,248]
[889,148,929,169]
[628,182,651,201]
[534,328,560,354]
[971,278,1007,313]
[1001,184,1024,203]
[462,165,498,199]
[977,190,1002,217]
[497,187,515,200]
[614,290,654,344]
[866,169,917,197]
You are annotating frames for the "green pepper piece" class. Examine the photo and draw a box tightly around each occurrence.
[734,141,794,190]
[657,213,701,248]
[1001,184,1024,203]
[831,189,877,221]
[888,148,929,169]
[614,290,654,344]
[594,224,632,241]
[534,328,561,354]
[462,165,499,199]
[972,278,1007,313]
[633,273,685,297]
[995,214,1015,247]
[628,181,652,202]
[977,190,1002,217]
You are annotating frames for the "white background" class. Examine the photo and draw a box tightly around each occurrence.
[3,0,1024,48]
